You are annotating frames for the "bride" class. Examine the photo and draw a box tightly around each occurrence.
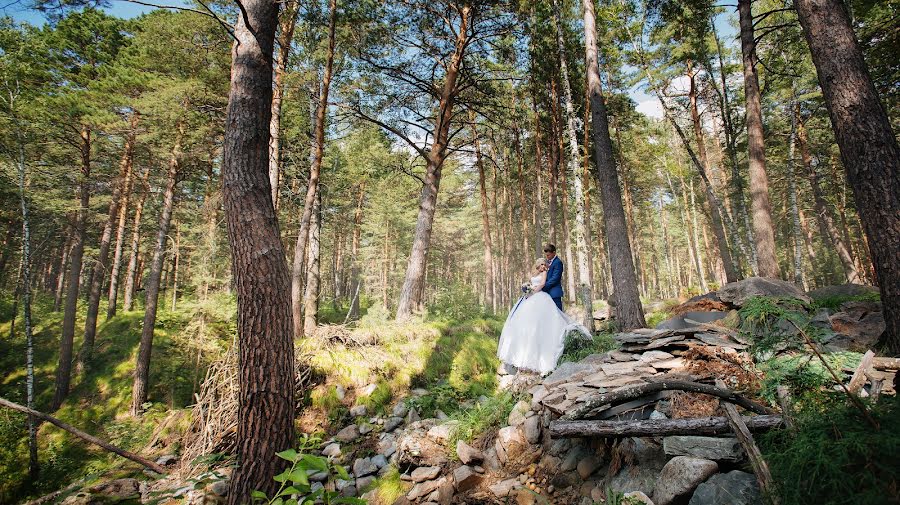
[497,258,589,374]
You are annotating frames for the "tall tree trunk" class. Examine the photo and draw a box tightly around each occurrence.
[738,0,779,278]
[303,191,321,332]
[81,129,135,365]
[796,110,860,283]
[123,168,149,312]
[472,120,496,313]
[548,80,560,245]
[131,122,182,416]
[292,0,337,337]
[787,99,806,289]
[52,125,91,412]
[54,228,72,312]
[794,0,900,352]
[687,177,709,292]
[514,122,531,276]
[531,96,545,256]
[395,5,471,320]
[170,223,180,311]
[106,114,139,320]
[222,1,297,500]
[348,182,365,320]
[554,0,593,330]
[269,0,301,210]
[583,0,645,329]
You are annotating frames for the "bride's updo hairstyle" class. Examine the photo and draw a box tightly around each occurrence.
[533,258,547,272]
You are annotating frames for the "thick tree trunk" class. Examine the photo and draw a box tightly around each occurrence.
[131,123,182,416]
[291,0,336,338]
[531,96,545,256]
[222,1,297,501]
[81,130,135,364]
[52,125,91,412]
[738,0,779,278]
[548,80,560,245]
[395,5,471,320]
[268,0,300,210]
[794,0,900,353]
[303,191,321,332]
[555,0,593,330]
[106,114,138,320]
[583,0,645,330]
[122,169,149,312]
[472,120,496,313]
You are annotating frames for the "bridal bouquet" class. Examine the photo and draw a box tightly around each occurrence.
[520,281,534,295]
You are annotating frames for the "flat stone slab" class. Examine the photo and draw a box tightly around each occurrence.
[663,436,745,462]
[543,362,595,388]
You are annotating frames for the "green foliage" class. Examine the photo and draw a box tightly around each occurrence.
[812,291,881,311]
[428,282,486,320]
[253,440,364,505]
[449,392,516,447]
[738,296,821,357]
[366,466,404,504]
[358,381,392,413]
[761,394,900,505]
[757,352,861,404]
[560,331,617,364]
[644,310,672,329]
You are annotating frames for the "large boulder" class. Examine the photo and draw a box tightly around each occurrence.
[606,438,667,496]
[653,457,718,505]
[688,470,760,505]
[655,311,728,330]
[717,277,810,307]
[663,436,744,462]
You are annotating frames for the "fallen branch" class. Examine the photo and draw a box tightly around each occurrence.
[718,379,779,504]
[562,380,776,420]
[549,414,783,437]
[873,357,900,370]
[848,350,875,394]
[0,397,167,474]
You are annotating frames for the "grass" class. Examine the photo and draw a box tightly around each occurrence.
[365,466,406,504]
[448,391,517,448]
[559,331,617,364]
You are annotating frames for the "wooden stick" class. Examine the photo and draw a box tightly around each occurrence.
[562,379,776,420]
[0,397,167,474]
[549,414,783,438]
[716,380,778,504]
[775,386,794,431]
[847,350,875,394]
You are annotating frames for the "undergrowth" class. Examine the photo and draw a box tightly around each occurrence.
[560,331,617,364]
[756,352,861,404]
[812,291,881,311]
[448,392,516,448]
[761,393,900,505]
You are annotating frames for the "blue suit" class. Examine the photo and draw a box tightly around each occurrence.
[543,255,564,310]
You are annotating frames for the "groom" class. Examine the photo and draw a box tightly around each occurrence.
[542,244,564,310]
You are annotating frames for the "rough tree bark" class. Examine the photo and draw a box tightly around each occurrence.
[303,191,321,332]
[471,119,496,313]
[106,113,139,320]
[794,0,900,353]
[51,125,90,412]
[787,98,806,289]
[222,0,297,501]
[131,122,182,416]
[292,0,336,337]
[738,0,779,278]
[348,182,365,320]
[395,4,471,320]
[583,0,645,329]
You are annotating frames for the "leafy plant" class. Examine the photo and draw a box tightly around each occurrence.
[252,443,364,505]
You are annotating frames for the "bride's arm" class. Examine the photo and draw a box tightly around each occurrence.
[528,272,547,296]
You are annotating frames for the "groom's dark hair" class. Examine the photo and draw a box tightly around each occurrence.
[543,243,556,253]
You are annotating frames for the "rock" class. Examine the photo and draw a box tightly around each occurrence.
[561,446,585,472]
[428,421,460,443]
[155,454,178,466]
[483,447,502,472]
[335,385,346,400]
[356,475,377,492]
[377,436,397,458]
[688,470,761,505]
[543,362,595,388]
[456,440,484,464]
[209,480,229,497]
[452,465,482,492]
[360,383,379,397]
[717,277,810,307]
[359,423,374,435]
[353,457,378,477]
[650,410,668,420]
[653,456,718,505]
[624,491,656,505]
[392,402,409,418]
[350,405,368,417]
[523,416,541,444]
[335,479,354,491]
[513,489,540,505]
[407,478,443,501]
[508,400,530,426]
[639,351,675,363]
[336,424,360,443]
[341,485,357,497]
[372,454,389,469]
[499,362,519,375]
[807,283,879,301]
[89,478,140,499]
[530,385,549,409]
[412,388,429,397]
[663,436,744,462]
[591,486,605,502]
[411,466,442,482]
[656,311,728,330]
[407,409,421,424]
[495,426,527,464]
[829,310,885,350]
[548,438,571,456]
[606,438,667,496]
[384,416,404,432]
[489,478,520,498]
[436,478,455,504]
[435,409,449,421]
[310,470,329,482]
[576,455,602,480]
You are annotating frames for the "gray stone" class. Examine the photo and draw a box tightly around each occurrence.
[543,362,595,388]
[209,480,229,497]
[335,385,346,400]
[530,386,549,409]
[653,456,718,505]
[335,478,353,491]
[371,454,389,469]
[624,491,655,505]
[718,277,810,307]
[561,446,585,472]
[688,470,761,505]
[336,424,360,443]
[606,438,667,496]
[309,470,329,482]
[88,479,140,499]
[428,421,460,443]
[407,478,443,501]
[360,383,378,396]
[322,441,343,458]
[356,475,376,492]
[548,438,571,456]
[392,402,409,418]
[377,436,397,458]
[650,410,668,420]
[663,436,744,462]
[407,408,421,424]
[436,478,455,504]
[452,465,482,492]
[523,416,541,444]
[155,454,178,466]
[483,447,502,473]
[495,426,527,463]
[341,485,357,497]
[359,422,374,435]
[508,400,530,426]
[411,466,442,482]
[577,455,602,480]
[499,362,518,375]
[456,440,484,464]
[489,478,520,498]
[353,457,378,477]
[384,416,404,432]
[350,404,368,417]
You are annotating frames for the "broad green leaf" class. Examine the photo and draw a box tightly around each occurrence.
[334,465,350,480]
[300,454,328,472]
[273,470,290,483]
[251,490,268,501]
[276,449,300,462]
[289,469,310,486]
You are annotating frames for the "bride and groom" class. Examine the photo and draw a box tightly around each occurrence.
[497,244,590,375]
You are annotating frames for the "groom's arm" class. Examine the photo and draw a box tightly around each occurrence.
[544,262,562,290]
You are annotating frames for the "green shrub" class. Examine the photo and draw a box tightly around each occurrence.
[739,296,822,357]
[429,282,485,320]
[760,394,899,505]
[813,291,881,311]
[757,352,861,404]
[560,331,617,364]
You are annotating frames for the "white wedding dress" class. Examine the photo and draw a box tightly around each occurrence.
[497,272,589,374]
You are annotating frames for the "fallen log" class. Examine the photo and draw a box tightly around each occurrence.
[0,397,167,474]
[848,350,875,394]
[549,415,784,438]
[872,357,900,370]
[562,380,776,420]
